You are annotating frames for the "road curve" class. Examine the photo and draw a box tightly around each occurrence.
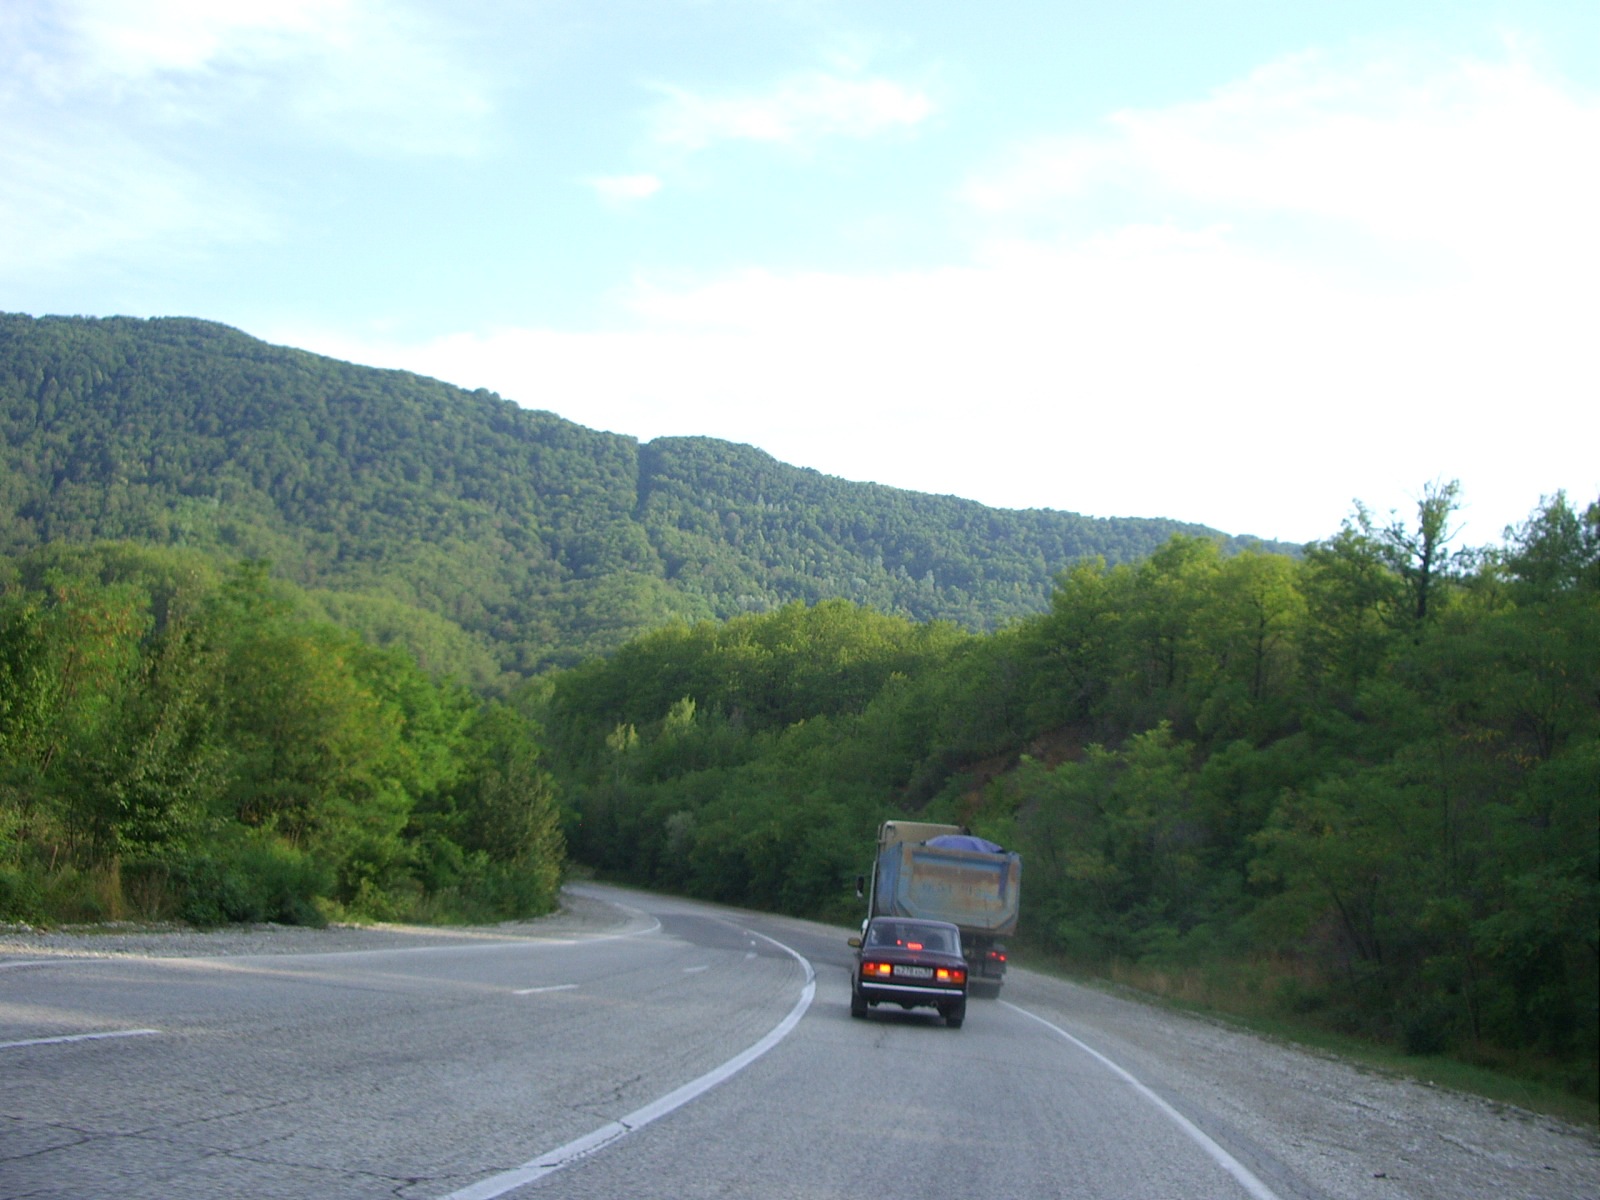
[2,884,1595,1199]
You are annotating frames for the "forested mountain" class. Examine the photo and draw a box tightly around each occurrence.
[0,313,1286,679]
[2,311,1594,1112]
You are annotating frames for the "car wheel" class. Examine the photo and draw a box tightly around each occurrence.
[850,984,868,1018]
[944,1002,966,1028]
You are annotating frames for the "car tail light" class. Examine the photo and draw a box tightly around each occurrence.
[936,967,966,984]
[863,961,894,978]
[987,950,1006,963]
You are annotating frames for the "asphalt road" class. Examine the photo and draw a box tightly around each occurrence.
[2,885,1595,1199]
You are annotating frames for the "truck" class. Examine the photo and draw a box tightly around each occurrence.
[857,819,1022,995]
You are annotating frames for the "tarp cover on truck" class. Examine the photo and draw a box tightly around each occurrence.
[925,834,1006,854]
[873,839,1021,936]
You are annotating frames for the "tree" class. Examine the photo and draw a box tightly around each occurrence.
[1501,491,1600,600]
[1153,550,1309,745]
[1378,479,1464,624]
[1018,557,1130,729]
[1302,511,1405,699]
[73,604,226,858]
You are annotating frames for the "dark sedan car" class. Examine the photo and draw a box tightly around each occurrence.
[848,917,968,1028]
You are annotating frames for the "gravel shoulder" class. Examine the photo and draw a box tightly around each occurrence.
[0,885,640,961]
[1001,964,1600,1200]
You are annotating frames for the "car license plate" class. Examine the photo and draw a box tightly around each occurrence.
[894,965,933,979]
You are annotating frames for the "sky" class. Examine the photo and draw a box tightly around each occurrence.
[4,1,1598,546]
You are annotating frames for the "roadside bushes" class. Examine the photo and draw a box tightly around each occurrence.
[0,545,566,928]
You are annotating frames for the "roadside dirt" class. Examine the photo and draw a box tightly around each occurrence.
[0,887,636,961]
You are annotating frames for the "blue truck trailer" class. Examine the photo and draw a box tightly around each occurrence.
[859,820,1022,995]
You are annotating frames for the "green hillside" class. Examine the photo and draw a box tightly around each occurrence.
[2,312,1593,1113]
[0,313,1288,679]
[539,493,1599,1116]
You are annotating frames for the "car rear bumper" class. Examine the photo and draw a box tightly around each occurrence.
[859,980,966,1004]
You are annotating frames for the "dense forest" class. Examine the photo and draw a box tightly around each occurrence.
[0,313,1284,678]
[0,543,563,927]
[538,485,1598,1105]
[0,312,1593,1111]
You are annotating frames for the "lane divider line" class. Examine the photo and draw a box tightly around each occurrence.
[1002,1001,1284,1200]
[1,1028,160,1051]
[439,927,815,1200]
[513,984,580,995]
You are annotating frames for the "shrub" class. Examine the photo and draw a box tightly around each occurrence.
[0,865,45,924]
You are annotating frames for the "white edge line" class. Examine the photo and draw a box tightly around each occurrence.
[1001,1000,1283,1200]
[137,916,665,971]
[513,984,580,995]
[439,927,815,1200]
[0,1028,160,1050]
[12,912,664,970]
[236,917,663,961]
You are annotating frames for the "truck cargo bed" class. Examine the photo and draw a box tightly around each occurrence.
[871,841,1021,936]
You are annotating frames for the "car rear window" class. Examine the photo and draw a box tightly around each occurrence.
[869,923,955,953]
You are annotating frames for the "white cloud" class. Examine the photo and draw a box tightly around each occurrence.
[588,173,664,205]
[648,71,935,152]
[0,120,270,274]
[10,0,493,155]
[0,0,493,276]
[964,40,1600,272]
[60,0,339,81]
